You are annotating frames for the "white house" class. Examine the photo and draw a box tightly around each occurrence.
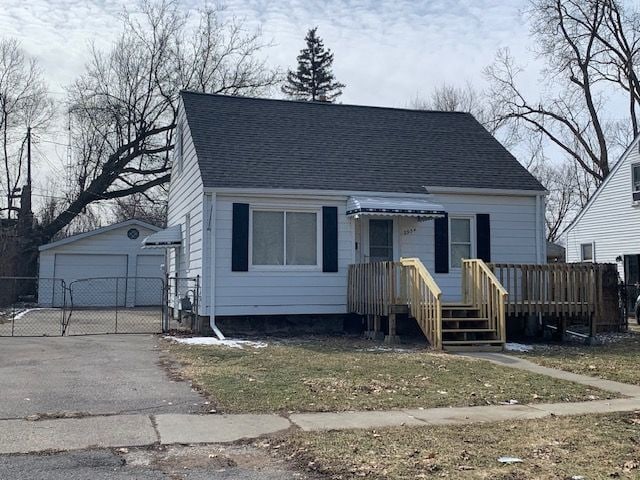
[38,219,164,307]
[564,135,640,284]
[144,92,547,334]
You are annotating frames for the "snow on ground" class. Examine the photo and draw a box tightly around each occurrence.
[165,336,268,349]
[504,342,533,353]
[13,308,49,320]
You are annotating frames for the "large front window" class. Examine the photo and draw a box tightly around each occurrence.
[251,210,318,267]
[450,217,473,269]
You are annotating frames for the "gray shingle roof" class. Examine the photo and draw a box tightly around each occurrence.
[181,91,545,193]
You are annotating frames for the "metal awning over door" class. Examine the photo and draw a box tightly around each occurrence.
[346,196,446,218]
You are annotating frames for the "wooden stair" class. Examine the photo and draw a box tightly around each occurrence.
[440,303,504,352]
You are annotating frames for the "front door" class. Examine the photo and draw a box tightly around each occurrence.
[368,219,394,262]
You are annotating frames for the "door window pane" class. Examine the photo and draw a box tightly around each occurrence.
[252,211,284,265]
[286,212,317,265]
[369,219,393,261]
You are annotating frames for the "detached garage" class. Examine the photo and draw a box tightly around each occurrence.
[38,220,165,307]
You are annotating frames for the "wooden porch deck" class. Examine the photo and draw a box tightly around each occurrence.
[347,260,619,351]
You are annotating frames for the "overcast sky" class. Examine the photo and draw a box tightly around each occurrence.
[1,0,543,195]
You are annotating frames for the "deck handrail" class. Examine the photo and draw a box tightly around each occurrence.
[462,259,507,344]
[399,257,442,349]
[347,261,400,317]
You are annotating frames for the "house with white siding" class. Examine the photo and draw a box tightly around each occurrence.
[564,136,640,284]
[144,91,547,346]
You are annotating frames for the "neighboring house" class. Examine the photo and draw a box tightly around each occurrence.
[547,241,566,263]
[564,136,640,284]
[39,219,164,307]
[144,92,547,331]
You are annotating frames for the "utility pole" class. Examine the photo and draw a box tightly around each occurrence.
[27,126,31,187]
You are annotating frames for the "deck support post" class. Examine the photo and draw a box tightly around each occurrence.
[364,314,375,339]
[371,315,384,340]
[384,312,401,344]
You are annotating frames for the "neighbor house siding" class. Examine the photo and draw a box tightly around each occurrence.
[213,194,355,316]
[166,101,205,301]
[565,139,640,279]
[398,193,540,302]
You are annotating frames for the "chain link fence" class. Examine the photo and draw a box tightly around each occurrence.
[0,276,165,336]
[0,277,66,336]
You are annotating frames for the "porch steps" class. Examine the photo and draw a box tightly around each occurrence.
[440,303,504,352]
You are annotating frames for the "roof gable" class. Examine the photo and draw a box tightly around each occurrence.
[562,133,640,237]
[39,219,161,251]
[180,92,545,194]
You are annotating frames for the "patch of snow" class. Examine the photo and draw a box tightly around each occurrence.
[497,456,523,464]
[14,308,48,320]
[504,342,533,353]
[165,336,267,349]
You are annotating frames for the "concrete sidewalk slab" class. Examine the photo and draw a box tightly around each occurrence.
[404,404,549,425]
[532,397,640,416]
[155,414,291,444]
[0,415,156,454]
[463,352,640,397]
[290,410,423,432]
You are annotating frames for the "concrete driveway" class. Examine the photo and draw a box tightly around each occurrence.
[0,335,206,419]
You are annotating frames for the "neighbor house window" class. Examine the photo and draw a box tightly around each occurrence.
[633,164,640,200]
[581,242,594,262]
[450,217,473,269]
[251,210,319,267]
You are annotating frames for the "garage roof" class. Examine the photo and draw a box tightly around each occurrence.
[38,219,161,252]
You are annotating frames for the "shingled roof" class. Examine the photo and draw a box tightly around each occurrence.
[180,91,545,194]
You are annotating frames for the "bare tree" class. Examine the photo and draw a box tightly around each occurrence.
[485,1,640,186]
[37,0,278,243]
[0,38,53,219]
[112,192,167,227]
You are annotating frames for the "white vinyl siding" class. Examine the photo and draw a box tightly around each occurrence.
[565,137,640,281]
[397,193,540,302]
[166,101,205,305]
[214,195,353,316]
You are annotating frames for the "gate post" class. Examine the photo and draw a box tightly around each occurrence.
[115,278,119,334]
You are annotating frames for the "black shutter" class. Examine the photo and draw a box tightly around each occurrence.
[476,214,491,262]
[231,203,249,271]
[322,206,338,272]
[434,213,449,273]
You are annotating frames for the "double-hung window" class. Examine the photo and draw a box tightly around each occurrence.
[633,164,640,201]
[251,209,319,268]
[581,242,594,262]
[450,217,473,269]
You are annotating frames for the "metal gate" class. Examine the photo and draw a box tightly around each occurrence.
[0,276,165,336]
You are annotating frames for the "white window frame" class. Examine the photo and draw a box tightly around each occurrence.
[449,215,475,270]
[632,163,640,198]
[580,242,594,262]
[249,206,322,271]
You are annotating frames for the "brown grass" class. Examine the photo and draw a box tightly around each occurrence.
[271,412,640,479]
[168,336,617,414]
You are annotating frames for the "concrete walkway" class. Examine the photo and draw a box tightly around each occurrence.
[4,352,640,455]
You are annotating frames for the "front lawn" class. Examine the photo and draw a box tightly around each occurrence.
[273,412,640,479]
[518,331,640,386]
[167,336,617,414]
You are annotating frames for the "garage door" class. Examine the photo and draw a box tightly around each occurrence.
[54,254,128,307]
[134,255,164,306]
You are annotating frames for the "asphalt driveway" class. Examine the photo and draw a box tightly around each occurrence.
[0,335,206,419]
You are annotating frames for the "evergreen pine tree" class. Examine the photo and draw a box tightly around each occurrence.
[282,27,345,102]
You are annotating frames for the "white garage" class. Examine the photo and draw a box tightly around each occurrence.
[38,220,165,307]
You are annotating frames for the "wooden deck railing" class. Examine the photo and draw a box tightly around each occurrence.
[347,258,442,348]
[399,258,443,349]
[347,261,400,317]
[489,263,598,317]
[462,259,508,344]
